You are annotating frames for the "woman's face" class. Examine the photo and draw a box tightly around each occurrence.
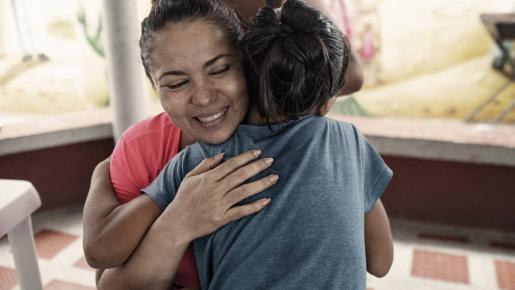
[151,19,248,145]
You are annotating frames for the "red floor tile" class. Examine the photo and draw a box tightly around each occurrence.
[34,230,78,260]
[495,260,515,289]
[44,280,95,290]
[411,249,469,284]
[73,257,95,271]
[417,232,469,243]
[0,266,17,290]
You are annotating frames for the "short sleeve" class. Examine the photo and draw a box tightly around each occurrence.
[142,145,204,211]
[141,152,185,211]
[110,134,151,203]
[353,125,393,213]
[109,113,181,203]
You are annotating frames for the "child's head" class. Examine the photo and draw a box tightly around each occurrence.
[242,0,350,123]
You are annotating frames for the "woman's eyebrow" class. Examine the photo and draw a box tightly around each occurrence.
[158,70,186,82]
[157,53,233,81]
[204,53,233,68]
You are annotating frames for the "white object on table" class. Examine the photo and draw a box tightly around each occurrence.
[0,179,43,290]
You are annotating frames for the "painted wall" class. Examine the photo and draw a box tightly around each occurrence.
[382,156,515,232]
[0,139,513,232]
[0,139,113,210]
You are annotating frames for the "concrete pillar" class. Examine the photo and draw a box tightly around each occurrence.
[102,0,146,141]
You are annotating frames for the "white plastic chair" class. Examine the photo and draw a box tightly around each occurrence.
[0,179,43,290]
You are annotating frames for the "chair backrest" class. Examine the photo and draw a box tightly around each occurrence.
[0,179,41,237]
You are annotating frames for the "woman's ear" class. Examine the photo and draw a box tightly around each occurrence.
[318,96,337,116]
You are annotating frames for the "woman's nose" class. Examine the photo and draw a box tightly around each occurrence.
[192,82,215,106]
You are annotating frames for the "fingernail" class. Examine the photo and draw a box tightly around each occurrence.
[216,152,225,159]
[262,198,271,206]
[252,150,262,157]
[264,158,274,165]
[269,174,279,183]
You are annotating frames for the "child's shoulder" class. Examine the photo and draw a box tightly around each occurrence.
[318,116,357,132]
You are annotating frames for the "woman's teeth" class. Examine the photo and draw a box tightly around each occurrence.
[197,109,226,123]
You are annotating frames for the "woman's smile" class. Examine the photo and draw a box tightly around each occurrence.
[195,106,228,125]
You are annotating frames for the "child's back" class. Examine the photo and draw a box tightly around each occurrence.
[142,115,390,289]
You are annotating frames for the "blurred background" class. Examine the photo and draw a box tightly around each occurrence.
[0,0,514,122]
[0,0,514,289]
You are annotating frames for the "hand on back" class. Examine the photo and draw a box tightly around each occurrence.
[166,150,278,241]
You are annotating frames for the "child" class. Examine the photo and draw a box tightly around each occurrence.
[142,0,393,289]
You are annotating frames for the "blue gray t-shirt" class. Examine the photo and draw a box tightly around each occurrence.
[143,115,392,290]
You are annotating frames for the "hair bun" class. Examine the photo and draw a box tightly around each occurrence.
[280,23,294,35]
[280,0,325,34]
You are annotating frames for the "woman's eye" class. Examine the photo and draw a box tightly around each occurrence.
[164,80,188,90]
[210,64,231,75]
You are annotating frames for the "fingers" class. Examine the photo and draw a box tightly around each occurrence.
[224,198,271,223]
[210,150,262,181]
[221,157,274,191]
[224,174,278,206]
[186,153,224,177]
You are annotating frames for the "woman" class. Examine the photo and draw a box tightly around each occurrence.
[83,0,364,289]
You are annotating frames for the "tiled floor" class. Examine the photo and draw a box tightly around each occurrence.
[0,206,514,290]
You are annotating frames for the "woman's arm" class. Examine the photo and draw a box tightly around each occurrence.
[364,199,394,277]
[96,206,191,290]
[83,159,161,268]
[96,150,278,290]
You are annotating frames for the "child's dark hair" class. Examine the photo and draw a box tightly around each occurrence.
[242,0,350,123]
[141,0,244,84]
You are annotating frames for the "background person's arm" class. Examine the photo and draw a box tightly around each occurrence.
[364,199,394,277]
[338,53,363,96]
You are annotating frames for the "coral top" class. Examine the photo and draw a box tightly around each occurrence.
[110,112,199,288]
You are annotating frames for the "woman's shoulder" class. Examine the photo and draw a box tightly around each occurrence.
[110,112,182,200]
[114,112,182,166]
[122,112,180,142]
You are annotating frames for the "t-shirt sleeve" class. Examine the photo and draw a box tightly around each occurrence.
[142,144,209,211]
[142,150,188,211]
[110,134,149,203]
[109,113,181,203]
[352,125,393,213]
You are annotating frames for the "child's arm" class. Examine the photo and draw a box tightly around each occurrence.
[364,199,394,277]
[82,159,161,268]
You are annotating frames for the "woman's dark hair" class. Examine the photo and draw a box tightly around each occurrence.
[242,0,350,123]
[141,0,244,84]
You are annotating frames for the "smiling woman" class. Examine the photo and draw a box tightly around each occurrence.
[151,20,248,146]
